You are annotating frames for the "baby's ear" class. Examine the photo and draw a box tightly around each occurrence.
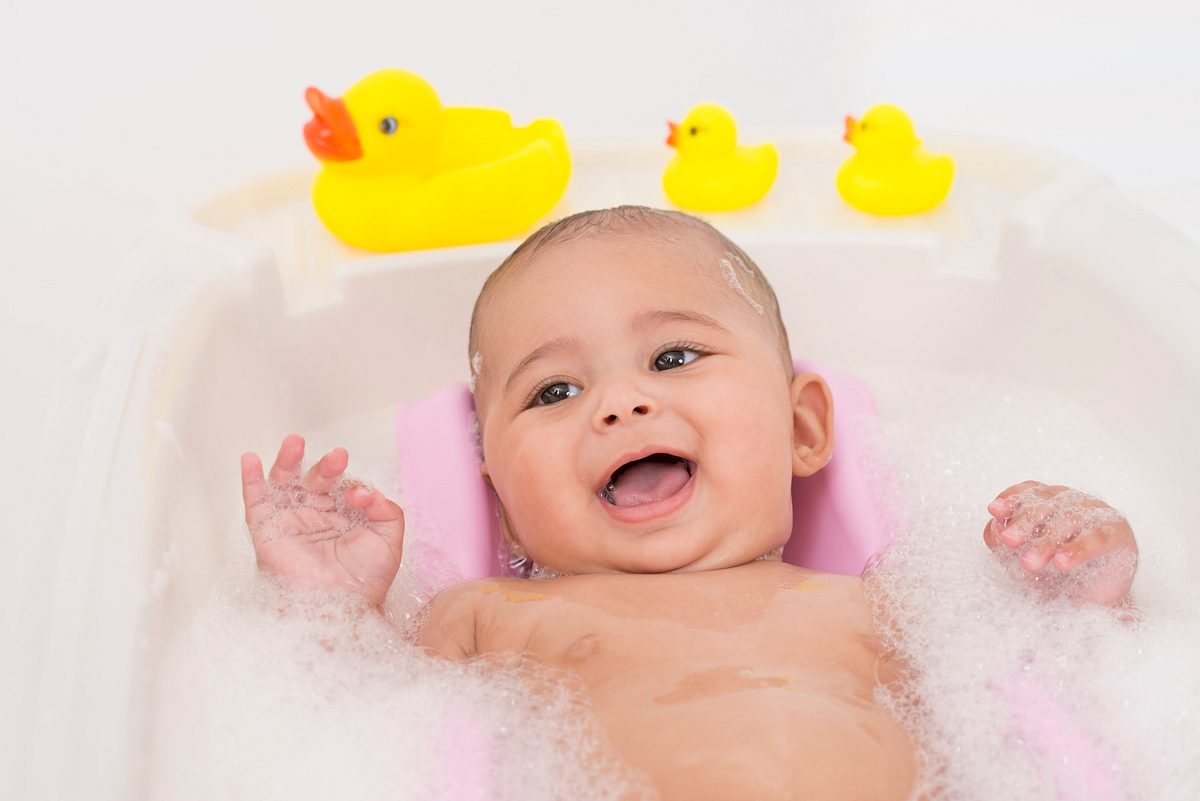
[790,372,834,477]
[479,462,523,554]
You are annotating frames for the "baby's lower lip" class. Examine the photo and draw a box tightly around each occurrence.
[597,468,697,525]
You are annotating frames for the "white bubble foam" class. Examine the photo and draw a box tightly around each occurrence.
[857,367,1200,801]
[189,573,651,801]
[469,351,483,393]
[718,255,764,315]
[151,407,653,801]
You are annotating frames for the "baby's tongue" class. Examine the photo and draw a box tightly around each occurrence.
[610,458,690,507]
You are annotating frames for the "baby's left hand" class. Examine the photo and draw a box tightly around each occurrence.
[983,480,1138,606]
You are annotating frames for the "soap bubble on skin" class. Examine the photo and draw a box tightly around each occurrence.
[253,475,373,544]
[730,252,754,276]
[987,486,1138,604]
[469,351,483,394]
[858,367,1200,801]
[718,255,764,316]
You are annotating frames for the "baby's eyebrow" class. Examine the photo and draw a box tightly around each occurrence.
[501,311,727,398]
[504,334,584,396]
[631,309,731,334]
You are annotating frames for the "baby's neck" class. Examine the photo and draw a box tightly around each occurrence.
[516,545,785,580]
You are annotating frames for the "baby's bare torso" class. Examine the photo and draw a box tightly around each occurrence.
[423,560,915,800]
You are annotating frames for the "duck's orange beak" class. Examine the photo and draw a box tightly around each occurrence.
[666,120,679,148]
[304,87,363,162]
[843,115,857,144]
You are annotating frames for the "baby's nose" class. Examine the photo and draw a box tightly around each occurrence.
[594,390,656,429]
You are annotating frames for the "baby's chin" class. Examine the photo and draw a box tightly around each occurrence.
[545,536,788,576]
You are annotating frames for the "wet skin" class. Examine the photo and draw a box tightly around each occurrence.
[421,559,916,801]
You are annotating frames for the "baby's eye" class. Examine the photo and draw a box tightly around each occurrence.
[536,382,582,406]
[653,349,700,371]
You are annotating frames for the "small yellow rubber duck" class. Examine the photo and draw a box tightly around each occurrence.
[304,69,571,251]
[837,104,954,216]
[663,103,778,212]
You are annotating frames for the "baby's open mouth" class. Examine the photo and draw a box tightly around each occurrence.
[600,453,694,507]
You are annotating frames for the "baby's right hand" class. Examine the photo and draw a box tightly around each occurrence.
[240,434,405,607]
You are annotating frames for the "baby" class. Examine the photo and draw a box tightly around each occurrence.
[239,206,1139,800]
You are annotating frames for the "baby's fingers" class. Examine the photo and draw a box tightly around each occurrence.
[304,447,350,494]
[1020,540,1057,572]
[987,480,1044,516]
[348,486,406,556]
[1051,521,1134,571]
[241,452,270,526]
[268,434,306,485]
[990,500,1051,549]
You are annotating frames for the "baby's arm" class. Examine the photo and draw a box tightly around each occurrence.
[982,480,1138,606]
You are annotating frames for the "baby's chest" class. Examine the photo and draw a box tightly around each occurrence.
[478,587,882,690]
[470,580,914,800]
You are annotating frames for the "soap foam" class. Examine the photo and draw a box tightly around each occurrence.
[469,351,483,394]
[157,408,652,801]
[191,571,651,801]
[718,255,765,315]
[858,367,1200,801]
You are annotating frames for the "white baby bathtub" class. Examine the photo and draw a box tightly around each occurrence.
[17,134,1200,800]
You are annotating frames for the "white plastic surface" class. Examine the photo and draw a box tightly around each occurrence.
[18,139,1200,800]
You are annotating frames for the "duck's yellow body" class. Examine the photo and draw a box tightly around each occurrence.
[837,104,953,216]
[304,70,571,252]
[663,103,777,212]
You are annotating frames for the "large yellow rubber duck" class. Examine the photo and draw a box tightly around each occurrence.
[303,70,571,251]
[662,103,778,212]
[837,104,954,216]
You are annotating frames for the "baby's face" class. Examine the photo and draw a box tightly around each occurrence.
[473,231,827,574]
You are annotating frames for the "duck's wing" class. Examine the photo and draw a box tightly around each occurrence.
[426,137,570,241]
[738,143,779,182]
[439,108,517,171]
[440,109,571,176]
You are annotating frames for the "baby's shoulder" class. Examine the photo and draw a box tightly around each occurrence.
[420,577,531,657]
[426,576,553,620]
[423,576,570,658]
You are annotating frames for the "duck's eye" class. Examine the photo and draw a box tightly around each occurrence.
[860,122,869,131]
[653,349,699,371]
[537,382,581,406]
[379,117,399,135]
[689,126,699,136]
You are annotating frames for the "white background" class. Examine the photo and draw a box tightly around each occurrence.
[3,0,1199,575]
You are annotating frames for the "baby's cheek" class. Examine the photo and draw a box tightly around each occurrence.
[504,447,588,556]
[710,408,792,503]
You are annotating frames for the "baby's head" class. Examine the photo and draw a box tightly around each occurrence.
[468,206,833,576]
